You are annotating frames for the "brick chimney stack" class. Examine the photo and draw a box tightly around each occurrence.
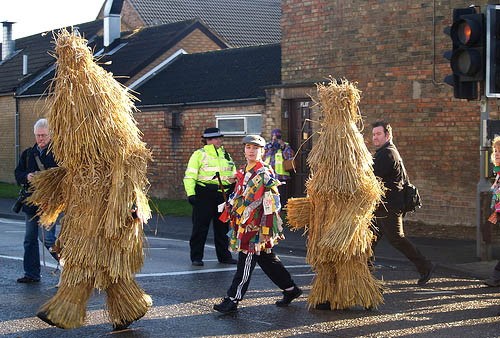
[2,21,15,61]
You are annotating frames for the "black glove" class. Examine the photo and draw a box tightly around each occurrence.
[188,195,197,205]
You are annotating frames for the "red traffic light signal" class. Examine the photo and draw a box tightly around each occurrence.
[450,13,485,81]
[444,7,485,100]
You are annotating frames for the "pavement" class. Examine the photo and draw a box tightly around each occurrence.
[1,197,499,281]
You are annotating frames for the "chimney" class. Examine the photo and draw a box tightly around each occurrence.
[103,0,124,48]
[23,54,28,75]
[2,21,15,61]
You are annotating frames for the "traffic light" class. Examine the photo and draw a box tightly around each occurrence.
[486,5,500,97]
[444,7,485,100]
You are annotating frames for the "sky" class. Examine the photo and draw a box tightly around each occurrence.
[0,0,105,42]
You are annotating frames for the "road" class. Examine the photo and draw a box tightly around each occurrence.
[0,217,498,337]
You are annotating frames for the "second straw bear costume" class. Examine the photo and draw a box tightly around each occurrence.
[287,79,384,310]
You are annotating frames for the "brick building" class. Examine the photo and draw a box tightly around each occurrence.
[276,0,500,229]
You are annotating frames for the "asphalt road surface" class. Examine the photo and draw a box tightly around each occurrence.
[0,217,498,337]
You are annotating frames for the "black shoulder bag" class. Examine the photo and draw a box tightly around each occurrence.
[401,161,422,215]
[11,151,46,213]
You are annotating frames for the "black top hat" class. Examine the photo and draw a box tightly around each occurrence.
[202,127,223,138]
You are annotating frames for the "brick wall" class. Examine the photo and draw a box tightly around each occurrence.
[137,103,266,199]
[0,95,16,183]
[280,0,494,227]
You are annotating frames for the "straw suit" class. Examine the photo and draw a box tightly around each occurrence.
[28,30,152,330]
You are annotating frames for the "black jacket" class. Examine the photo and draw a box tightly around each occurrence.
[14,144,58,214]
[373,141,405,213]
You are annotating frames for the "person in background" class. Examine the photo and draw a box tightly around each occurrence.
[484,136,500,290]
[371,120,434,286]
[213,135,302,314]
[263,129,295,205]
[183,127,237,266]
[14,118,59,283]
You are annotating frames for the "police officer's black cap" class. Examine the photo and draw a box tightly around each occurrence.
[202,127,223,138]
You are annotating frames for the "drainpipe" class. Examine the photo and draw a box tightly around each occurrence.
[15,96,20,165]
[2,21,15,61]
[103,0,124,47]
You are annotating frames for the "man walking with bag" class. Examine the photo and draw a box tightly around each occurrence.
[371,121,434,286]
[14,118,59,283]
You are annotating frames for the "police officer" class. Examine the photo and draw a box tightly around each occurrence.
[263,129,295,205]
[183,127,237,266]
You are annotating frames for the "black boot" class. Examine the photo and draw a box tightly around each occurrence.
[37,311,65,329]
[276,286,302,307]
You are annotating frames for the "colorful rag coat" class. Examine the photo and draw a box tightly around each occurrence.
[225,161,284,254]
[489,166,500,224]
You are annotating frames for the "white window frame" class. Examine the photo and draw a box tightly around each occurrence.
[216,114,262,136]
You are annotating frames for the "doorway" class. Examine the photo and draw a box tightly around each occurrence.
[286,99,313,198]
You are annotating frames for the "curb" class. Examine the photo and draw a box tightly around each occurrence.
[0,212,24,220]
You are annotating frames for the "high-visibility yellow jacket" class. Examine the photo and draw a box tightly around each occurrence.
[264,146,291,178]
[183,144,236,196]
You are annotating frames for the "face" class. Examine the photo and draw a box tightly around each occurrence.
[34,127,51,149]
[271,133,280,142]
[494,145,500,166]
[206,137,223,148]
[372,126,390,148]
[244,143,263,163]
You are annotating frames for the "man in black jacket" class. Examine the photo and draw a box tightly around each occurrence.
[371,121,434,286]
[14,118,59,283]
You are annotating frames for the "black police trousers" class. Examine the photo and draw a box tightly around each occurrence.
[190,184,233,263]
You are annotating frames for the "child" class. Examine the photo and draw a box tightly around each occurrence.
[485,136,500,289]
[213,135,302,313]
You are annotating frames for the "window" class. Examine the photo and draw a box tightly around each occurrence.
[216,114,262,136]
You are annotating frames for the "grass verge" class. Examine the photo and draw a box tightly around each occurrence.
[0,181,191,217]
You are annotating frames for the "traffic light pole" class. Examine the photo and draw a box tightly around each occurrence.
[477,95,492,259]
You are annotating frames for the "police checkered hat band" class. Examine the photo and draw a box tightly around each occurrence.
[202,127,223,138]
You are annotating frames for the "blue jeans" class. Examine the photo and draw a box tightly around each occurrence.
[23,212,57,280]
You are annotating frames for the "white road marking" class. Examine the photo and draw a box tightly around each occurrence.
[0,255,58,268]
[414,291,457,295]
[0,218,24,224]
[136,264,310,278]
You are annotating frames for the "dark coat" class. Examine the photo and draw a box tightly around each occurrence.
[373,140,405,213]
[14,143,58,214]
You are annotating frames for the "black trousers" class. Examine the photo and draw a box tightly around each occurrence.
[372,210,432,274]
[227,251,295,301]
[190,185,232,262]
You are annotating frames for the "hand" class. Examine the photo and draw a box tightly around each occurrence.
[188,195,196,205]
[131,205,144,223]
[27,172,36,181]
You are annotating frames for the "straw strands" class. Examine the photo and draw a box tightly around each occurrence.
[286,197,311,230]
[287,78,384,310]
[27,29,152,329]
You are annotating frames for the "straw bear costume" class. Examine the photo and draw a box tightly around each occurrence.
[27,30,152,330]
[287,79,384,310]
